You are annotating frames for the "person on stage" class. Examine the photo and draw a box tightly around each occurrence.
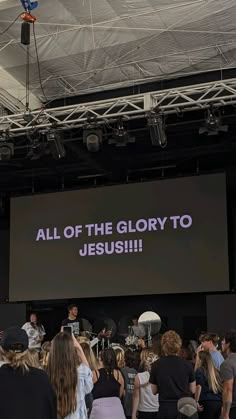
[61,304,84,336]
[131,315,146,339]
[22,312,45,351]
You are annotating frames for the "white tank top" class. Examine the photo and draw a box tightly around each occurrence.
[138,371,159,412]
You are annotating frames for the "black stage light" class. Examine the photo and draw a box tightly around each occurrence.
[83,129,103,152]
[147,111,167,148]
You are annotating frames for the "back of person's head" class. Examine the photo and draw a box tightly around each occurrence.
[80,341,98,370]
[76,336,90,344]
[224,330,236,353]
[140,348,158,372]
[1,326,29,371]
[100,348,117,373]
[161,330,182,356]
[124,349,139,370]
[198,351,222,393]
[47,332,78,418]
[27,349,40,368]
[200,333,219,346]
[114,347,125,369]
[179,344,194,362]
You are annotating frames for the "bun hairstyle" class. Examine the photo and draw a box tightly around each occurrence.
[200,333,220,346]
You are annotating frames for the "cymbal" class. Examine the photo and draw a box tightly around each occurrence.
[138,311,161,335]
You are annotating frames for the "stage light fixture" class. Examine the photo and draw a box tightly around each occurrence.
[147,111,167,148]
[199,107,228,136]
[109,118,135,147]
[83,129,103,152]
[46,128,66,159]
[0,131,14,161]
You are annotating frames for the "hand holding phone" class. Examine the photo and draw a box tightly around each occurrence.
[62,326,72,335]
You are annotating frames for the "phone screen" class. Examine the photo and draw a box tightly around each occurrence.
[63,326,72,335]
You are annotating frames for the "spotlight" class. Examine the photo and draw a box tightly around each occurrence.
[199,107,228,136]
[0,143,14,161]
[0,131,14,161]
[46,128,66,159]
[83,129,103,152]
[109,118,135,147]
[147,111,167,148]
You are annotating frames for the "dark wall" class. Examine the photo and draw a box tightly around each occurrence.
[207,294,236,335]
[0,303,26,330]
[0,230,9,302]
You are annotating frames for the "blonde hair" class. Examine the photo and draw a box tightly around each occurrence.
[76,336,90,344]
[198,351,222,393]
[2,349,30,371]
[140,348,158,372]
[40,341,51,370]
[114,347,125,369]
[80,342,98,370]
[161,330,182,355]
[27,349,40,368]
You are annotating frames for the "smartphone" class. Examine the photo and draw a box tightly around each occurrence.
[62,326,72,335]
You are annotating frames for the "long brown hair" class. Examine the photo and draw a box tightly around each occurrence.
[47,332,78,419]
[198,351,222,394]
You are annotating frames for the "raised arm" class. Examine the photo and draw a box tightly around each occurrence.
[132,375,140,419]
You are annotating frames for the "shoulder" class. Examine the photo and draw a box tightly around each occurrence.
[22,322,30,329]
[29,367,50,380]
[78,363,92,375]
[220,358,234,381]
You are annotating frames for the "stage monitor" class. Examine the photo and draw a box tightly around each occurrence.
[9,173,229,301]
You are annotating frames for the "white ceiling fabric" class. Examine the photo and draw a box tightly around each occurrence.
[0,0,236,109]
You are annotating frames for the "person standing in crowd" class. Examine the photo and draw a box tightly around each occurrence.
[0,326,56,419]
[198,333,224,370]
[22,312,45,351]
[122,349,138,419]
[132,349,159,419]
[80,341,99,416]
[220,330,236,419]
[90,348,126,419]
[195,351,222,418]
[131,316,146,338]
[61,304,84,336]
[47,332,93,419]
[150,330,196,419]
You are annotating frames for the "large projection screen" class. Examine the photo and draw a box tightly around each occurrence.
[9,173,229,301]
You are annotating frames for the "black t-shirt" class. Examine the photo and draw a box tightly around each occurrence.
[195,368,221,401]
[149,356,195,402]
[61,317,84,335]
[0,364,56,419]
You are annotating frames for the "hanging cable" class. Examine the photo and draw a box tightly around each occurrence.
[25,44,30,111]
[32,22,48,103]
[0,14,22,37]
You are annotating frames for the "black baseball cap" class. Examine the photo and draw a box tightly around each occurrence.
[1,326,29,352]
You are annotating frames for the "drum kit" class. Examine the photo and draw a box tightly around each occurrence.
[82,311,161,353]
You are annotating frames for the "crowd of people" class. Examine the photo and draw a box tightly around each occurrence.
[0,310,235,419]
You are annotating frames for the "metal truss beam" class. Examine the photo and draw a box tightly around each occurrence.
[1,78,236,137]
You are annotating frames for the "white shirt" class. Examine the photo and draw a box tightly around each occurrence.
[22,322,45,349]
[138,371,159,412]
[66,363,93,419]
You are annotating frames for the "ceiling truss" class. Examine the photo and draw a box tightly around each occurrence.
[1,78,236,137]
